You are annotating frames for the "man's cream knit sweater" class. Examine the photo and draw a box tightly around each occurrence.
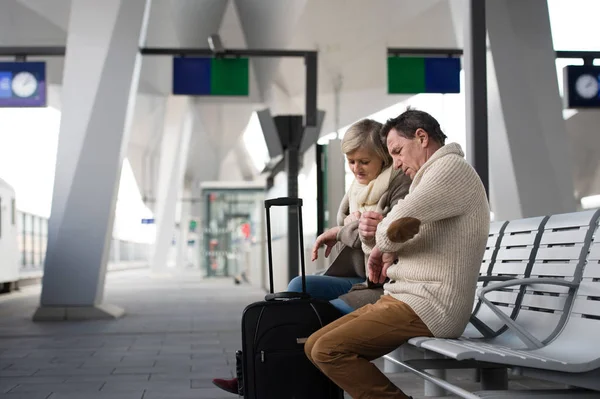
[363,143,489,338]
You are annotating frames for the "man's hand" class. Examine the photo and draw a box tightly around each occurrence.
[367,247,384,283]
[367,247,397,284]
[311,227,341,261]
[344,211,361,226]
[359,211,383,240]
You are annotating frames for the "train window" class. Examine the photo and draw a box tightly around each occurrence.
[11,198,15,225]
[0,197,2,238]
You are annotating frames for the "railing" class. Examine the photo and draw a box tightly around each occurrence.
[17,211,151,277]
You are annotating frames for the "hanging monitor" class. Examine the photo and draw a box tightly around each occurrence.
[172,57,249,96]
[388,56,461,94]
[0,62,47,107]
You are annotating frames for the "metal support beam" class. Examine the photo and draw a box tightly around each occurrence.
[274,115,305,284]
[286,146,301,283]
[316,144,326,235]
[304,52,318,127]
[388,47,600,61]
[0,46,66,57]
[464,0,489,196]
[388,48,463,57]
[139,47,313,58]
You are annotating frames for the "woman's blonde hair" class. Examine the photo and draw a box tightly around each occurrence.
[341,119,392,169]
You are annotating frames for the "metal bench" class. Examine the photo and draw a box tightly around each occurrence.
[384,209,600,398]
[467,217,547,340]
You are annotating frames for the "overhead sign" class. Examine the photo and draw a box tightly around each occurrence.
[0,62,47,107]
[388,57,460,94]
[172,57,249,96]
[563,65,600,109]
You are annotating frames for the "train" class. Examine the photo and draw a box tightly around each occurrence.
[0,178,20,292]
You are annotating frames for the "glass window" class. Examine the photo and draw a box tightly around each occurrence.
[33,232,40,266]
[11,198,15,225]
[24,213,32,233]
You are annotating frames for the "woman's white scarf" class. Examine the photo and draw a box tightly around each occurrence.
[348,166,393,214]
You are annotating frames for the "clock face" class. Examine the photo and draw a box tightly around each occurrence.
[575,74,599,100]
[11,71,38,98]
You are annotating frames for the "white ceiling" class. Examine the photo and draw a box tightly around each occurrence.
[3,0,598,201]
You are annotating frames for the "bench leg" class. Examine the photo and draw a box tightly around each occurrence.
[424,369,448,397]
[424,352,448,397]
[384,348,406,373]
[384,345,423,373]
[472,369,481,382]
[480,368,508,390]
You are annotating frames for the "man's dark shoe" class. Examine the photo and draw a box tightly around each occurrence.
[212,377,239,395]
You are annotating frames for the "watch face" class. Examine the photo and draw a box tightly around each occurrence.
[575,73,599,99]
[11,71,38,98]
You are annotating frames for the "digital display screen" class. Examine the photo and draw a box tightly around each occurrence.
[172,57,249,96]
[563,65,600,109]
[0,62,47,107]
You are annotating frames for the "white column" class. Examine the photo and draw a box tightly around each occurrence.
[176,187,192,270]
[35,0,152,320]
[486,0,576,219]
[151,97,193,272]
[326,139,346,228]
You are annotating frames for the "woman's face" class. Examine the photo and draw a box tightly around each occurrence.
[346,147,383,185]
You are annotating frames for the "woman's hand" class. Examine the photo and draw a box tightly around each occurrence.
[344,211,361,226]
[311,227,341,261]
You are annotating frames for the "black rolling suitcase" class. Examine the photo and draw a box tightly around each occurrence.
[241,197,344,399]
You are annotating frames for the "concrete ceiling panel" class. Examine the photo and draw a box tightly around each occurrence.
[234,0,308,100]
[0,0,68,45]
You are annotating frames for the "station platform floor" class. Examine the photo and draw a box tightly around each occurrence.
[0,269,564,399]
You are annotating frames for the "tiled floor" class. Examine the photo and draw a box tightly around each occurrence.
[0,269,573,398]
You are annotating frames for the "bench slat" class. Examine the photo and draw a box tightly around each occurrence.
[540,229,588,245]
[521,294,567,311]
[529,263,577,278]
[535,245,585,261]
[495,248,534,261]
[501,234,537,247]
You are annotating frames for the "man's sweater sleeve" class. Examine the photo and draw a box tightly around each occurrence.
[376,156,482,254]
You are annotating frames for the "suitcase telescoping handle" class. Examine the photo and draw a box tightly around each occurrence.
[264,197,308,298]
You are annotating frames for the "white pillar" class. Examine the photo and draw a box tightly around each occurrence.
[486,0,576,219]
[35,0,152,320]
[151,97,193,272]
[176,187,192,270]
[326,139,346,228]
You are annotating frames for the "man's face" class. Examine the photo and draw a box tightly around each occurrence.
[386,128,429,179]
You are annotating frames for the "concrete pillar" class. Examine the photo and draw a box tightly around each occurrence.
[486,0,576,219]
[151,97,193,272]
[326,139,346,228]
[176,187,192,270]
[35,0,152,321]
